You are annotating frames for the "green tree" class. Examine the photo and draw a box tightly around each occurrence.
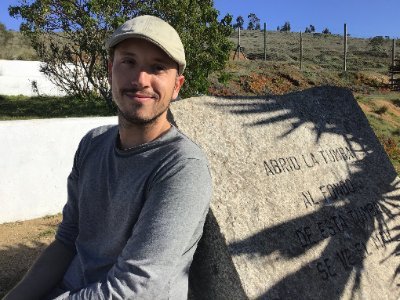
[9,0,233,103]
[322,27,331,35]
[368,36,387,57]
[247,13,260,30]
[280,21,291,32]
[369,36,385,48]
[305,24,315,33]
[234,16,244,30]
[221,13,233,28]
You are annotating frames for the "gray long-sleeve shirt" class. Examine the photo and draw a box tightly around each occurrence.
[55,125,212,299]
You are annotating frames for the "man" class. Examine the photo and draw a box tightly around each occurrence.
[5,15,212,299]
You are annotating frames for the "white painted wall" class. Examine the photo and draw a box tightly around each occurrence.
[0,59,66,96]
[0,117,117,223]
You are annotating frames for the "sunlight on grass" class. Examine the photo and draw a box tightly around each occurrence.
[363,108,400,174]
[0,95,115,120]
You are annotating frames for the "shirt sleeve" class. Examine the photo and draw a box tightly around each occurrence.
[63,156,212,299]
[55,137,85,251]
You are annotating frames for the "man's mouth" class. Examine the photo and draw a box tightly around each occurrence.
[122,89,158,102]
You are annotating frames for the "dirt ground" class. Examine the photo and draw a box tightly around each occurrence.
[0,214,62,297]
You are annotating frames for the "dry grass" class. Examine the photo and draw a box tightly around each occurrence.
[0,215,61,297]
[230,30,395,73]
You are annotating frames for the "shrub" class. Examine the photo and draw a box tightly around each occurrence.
[374,105,388,115]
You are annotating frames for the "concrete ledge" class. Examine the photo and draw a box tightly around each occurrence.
[0,117,116,223]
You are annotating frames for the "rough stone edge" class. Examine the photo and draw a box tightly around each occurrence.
[167,109,247,299]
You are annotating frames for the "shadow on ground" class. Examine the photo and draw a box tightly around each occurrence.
[0,242,48,298]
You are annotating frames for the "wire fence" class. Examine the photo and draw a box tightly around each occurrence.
[230,24,399,88]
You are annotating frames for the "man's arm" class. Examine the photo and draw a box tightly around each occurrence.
[4,239,75,300]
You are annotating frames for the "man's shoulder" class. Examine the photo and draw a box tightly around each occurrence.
[150,127,212,189]
[169,126,208,161]
[79,125,117,144]
[75,125,117,156]
[86,124,118,139]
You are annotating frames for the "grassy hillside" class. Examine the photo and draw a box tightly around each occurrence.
[0,30,37,60]
[208,30,396,96]
[228,30,395,72]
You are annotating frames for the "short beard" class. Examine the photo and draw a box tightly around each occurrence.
[117,105,169,127]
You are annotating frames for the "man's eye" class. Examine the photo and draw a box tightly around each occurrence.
[122,59,135,65]
[153,64,166,72]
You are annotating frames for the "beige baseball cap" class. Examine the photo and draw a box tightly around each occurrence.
[106,15,186,75]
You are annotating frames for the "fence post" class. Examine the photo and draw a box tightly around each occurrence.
[237,27,241,60]
[343,23,347,72]
[300,32,303,70]
[264,22,267,61]
[233,28,241,60]
[392,39,396,89]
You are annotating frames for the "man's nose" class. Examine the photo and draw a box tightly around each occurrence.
[131,68,151,87]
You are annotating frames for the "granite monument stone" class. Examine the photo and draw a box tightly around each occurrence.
[170,86,400,299]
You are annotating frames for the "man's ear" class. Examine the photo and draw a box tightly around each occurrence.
[172,75,185,100]
[107,60,113,85]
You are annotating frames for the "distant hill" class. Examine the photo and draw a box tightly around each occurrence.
[0,29,37,60]
[228,30,396,73]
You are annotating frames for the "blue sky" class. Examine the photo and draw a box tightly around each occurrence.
[1,0,399,38]
[214,0,399,38]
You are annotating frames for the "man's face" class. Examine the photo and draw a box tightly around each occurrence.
[108,38,185,125]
